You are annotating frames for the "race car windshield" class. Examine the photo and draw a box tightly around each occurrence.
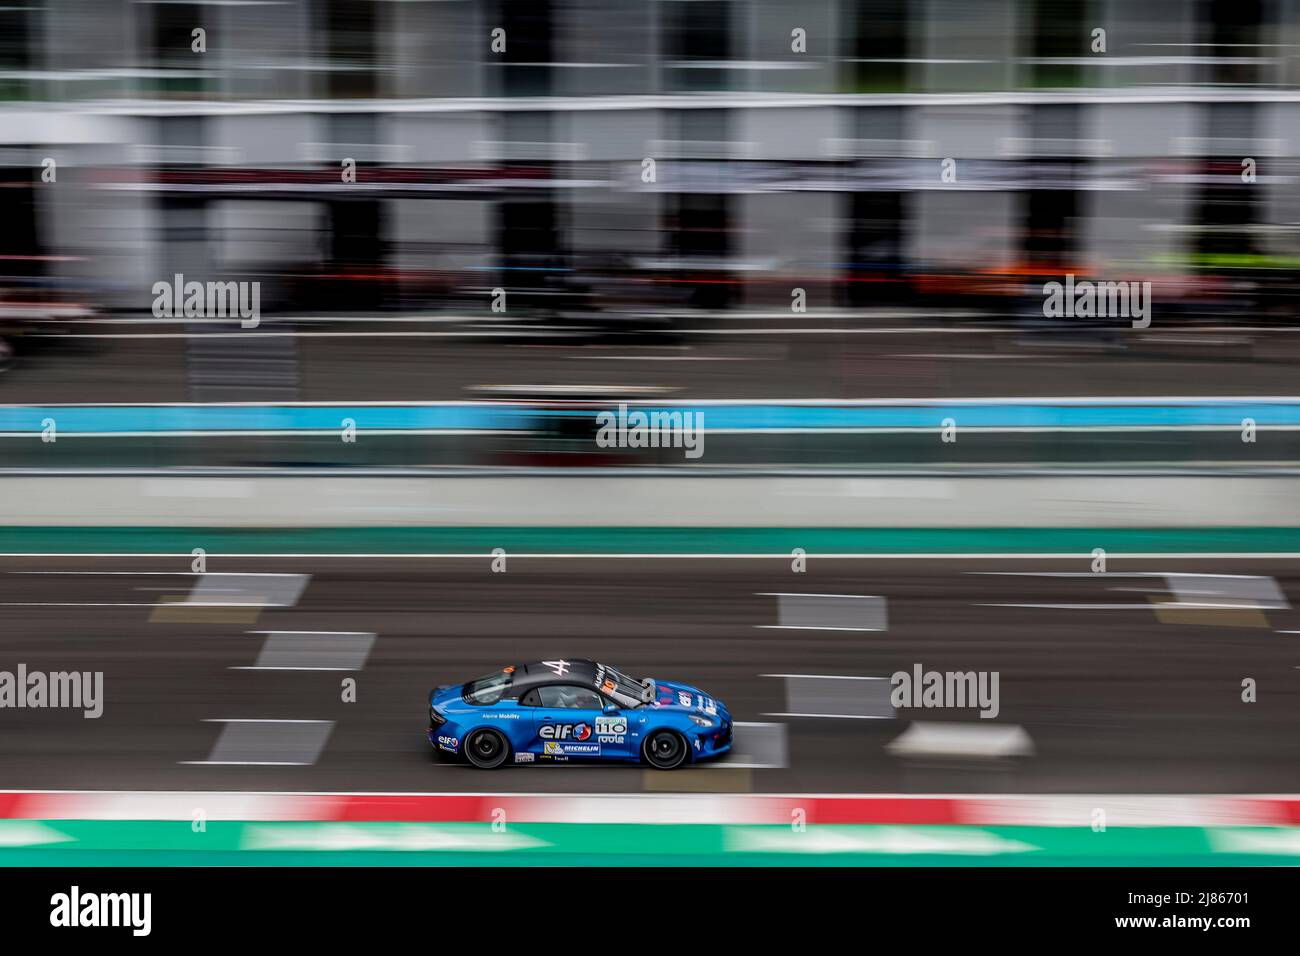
[463,670,513,705]
[594,663,649,708]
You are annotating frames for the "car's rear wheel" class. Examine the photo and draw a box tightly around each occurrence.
[464,728,510,769]
[642,730,688,770]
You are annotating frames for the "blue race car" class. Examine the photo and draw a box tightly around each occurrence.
[427,659,732,770]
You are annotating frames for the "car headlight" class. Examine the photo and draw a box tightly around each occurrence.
[689,715,715,728]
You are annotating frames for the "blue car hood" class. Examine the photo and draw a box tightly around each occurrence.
[649,680,729,719]
[429,683,463,708]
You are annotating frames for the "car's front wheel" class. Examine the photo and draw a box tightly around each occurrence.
[642,730,688,770]
[464,728,511,769]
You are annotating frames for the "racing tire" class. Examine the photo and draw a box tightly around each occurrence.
[642,729,689,770]
[464,728,511,769]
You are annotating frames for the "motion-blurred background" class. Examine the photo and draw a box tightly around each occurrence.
[0,0,1298,864]
[2,1,1299,421]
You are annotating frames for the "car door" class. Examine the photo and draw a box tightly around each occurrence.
[532,684,621,760]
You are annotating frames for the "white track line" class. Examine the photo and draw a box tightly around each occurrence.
[976,602,1275,609]
[5,395,1299,406]
[0,601,279,607]
[761,674,888,680]
[968,571,1277,578]
[8,571,304,576]
[757,592,883,599]
[1,552,1299,560]
[179,761,314,766]
[249,630,374,635]
[201,719,331,724]
[229,667,356,672]
[763,713,893,719]
[755,625,885,631]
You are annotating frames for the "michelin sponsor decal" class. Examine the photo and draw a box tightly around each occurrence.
[538,722,603,755]
[543,740,601,756]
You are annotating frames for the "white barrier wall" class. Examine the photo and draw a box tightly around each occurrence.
[0,475,1294,527]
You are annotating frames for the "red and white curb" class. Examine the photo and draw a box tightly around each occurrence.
[1,791,1298,826]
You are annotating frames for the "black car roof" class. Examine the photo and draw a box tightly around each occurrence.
[511,659,600,691]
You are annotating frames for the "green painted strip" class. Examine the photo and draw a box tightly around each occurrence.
[0,822,1296,867]
[0,526,1299,555]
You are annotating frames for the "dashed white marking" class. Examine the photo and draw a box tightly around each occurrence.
[241,631,375,672]
[189,719,335,767]
[716,722,788,770]
[886,723,1035,759]
[765,674,895,720]
[762,592,888,632]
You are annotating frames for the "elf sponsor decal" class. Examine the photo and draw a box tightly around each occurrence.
[539,722,592,741]
[437,735,459,752]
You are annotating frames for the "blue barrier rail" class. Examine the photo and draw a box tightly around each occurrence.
[0,400,1298,435]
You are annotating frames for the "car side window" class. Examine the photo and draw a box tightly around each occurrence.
[537,685,603,710]
[520,689,541,707]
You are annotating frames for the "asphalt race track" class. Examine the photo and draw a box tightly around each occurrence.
[10,321,1300,403]
[2,555,1297,795]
